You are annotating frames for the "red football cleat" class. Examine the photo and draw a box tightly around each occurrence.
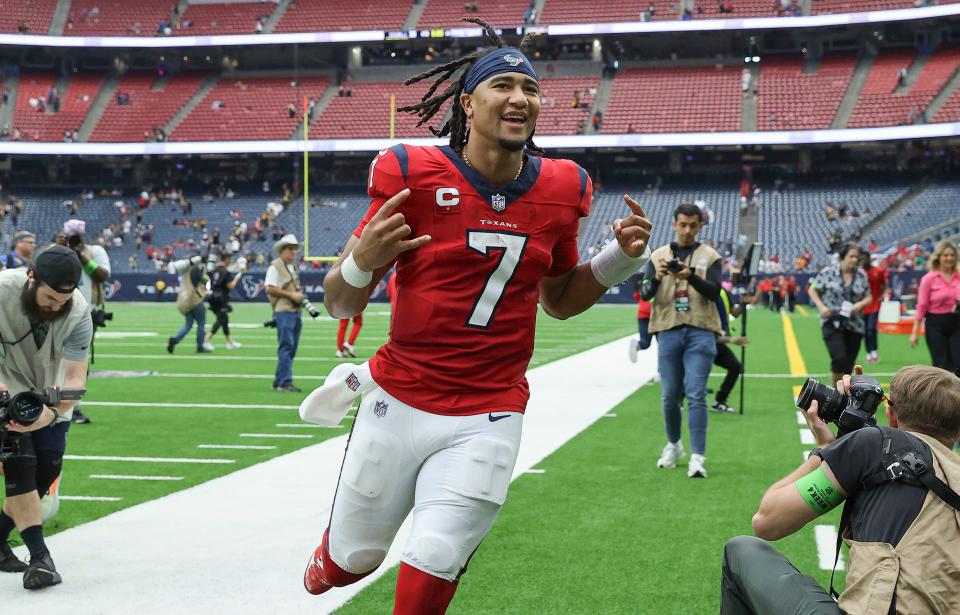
[304,531,334,596]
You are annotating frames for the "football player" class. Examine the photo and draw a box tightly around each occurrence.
[302,18,652,614]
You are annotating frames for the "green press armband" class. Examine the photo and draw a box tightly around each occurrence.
[84,260,99,275]
[795,467,844,514]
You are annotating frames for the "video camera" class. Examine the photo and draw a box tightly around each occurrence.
[0,387,86,461]
[796,375,883,436]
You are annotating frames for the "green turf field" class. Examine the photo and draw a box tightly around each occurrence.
[1,302,933,613]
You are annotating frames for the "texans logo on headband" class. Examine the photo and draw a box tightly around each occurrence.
[503,55,523,67]
[463,48,538,94]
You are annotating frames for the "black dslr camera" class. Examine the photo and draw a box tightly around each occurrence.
[0,387,86,460]
[91,308,114,327]
[666,259,684,273]
[796,375,883,436]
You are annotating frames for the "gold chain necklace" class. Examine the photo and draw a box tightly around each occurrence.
[462,150,524,182]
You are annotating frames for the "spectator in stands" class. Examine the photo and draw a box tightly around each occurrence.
[719,2,733,13]
[1,230,36,269]
[640,202,723,478]
[286,103,296,119]
[265,234,305,393]
[897,66,908,89]
[910,240,960,377]
[741,68,751,93]
[862,254,888,364]
[808,243,872,387]
[723,365,960,615]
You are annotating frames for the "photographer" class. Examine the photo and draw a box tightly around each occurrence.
[265,234,303,393]
[640,202,723,478]
[58,219,110,425]
[204,251,242,350]
[0,246,92,589]
[721,365,960,614]
[166,257,213,354]
[808,244,871,387]
[1,230,36,269]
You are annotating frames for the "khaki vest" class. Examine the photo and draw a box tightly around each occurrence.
[0,269,89,423]
[176,266,206,315]
[648,243,723,335]
[268,258,302,313]
[839,432,960,615]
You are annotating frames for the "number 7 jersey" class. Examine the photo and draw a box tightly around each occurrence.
[355,144,592,416]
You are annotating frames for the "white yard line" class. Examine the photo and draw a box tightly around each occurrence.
[82,402,300,410]
[91,372,329,381]
[96,354,340,362]
[275,423,343,429]
[5,335,655,614]
[239,433,314,439]
[198,444,278,451]
[59,496,123,502]
[65,455,235,464]
[814,525,845,571]
[90,475,184,482]
[799,430,816,445]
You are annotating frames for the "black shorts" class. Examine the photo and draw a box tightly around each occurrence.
[2,422,69,497]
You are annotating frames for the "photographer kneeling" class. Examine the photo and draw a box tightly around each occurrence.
[0,246,92,589]
[721,364,960,614]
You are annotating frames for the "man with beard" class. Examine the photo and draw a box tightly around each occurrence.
[0,246,92,589]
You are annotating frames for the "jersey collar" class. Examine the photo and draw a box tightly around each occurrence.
[438,145,541,213]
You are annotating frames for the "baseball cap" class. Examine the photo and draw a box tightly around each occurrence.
[34,245,82,293]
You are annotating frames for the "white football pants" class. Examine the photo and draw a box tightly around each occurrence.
[326,383,523,581]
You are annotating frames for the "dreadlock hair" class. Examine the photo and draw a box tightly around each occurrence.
[397,17,543,155]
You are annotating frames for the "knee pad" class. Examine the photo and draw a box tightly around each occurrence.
[339,428,402,510]
[3,454,38,497]
[35,451,64,497]
[406,533,459,579]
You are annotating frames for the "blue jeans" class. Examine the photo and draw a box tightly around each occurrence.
[274,311,302,387]
[863,311,879,354]
[657,326,717,455]
[173,304,206,350]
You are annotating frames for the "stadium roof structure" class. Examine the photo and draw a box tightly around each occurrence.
[1,122,958,156]
[2,4,958,49]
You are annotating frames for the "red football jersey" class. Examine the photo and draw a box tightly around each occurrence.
[864,266,888,314]
[353,144,592,416]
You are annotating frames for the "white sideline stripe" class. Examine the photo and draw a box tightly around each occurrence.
[275,423,343,429]
[114,372,327,381]
[815,525,845,571]
[94,332,159,339]
[65,455,234,464]
[82,402,300,410]
[9,334,655,614]
[90,475,183,482]
[525,469,546,474]
[239,433,314,439]
[796,411,806,425]
[97,353,340,362]
[198,445,278,451]
[60,496,122,502]
[800,430,816,445]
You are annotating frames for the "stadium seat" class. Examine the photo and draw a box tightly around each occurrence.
[274,0,409,32]
[90,72,208,142]
[757,54,855,131]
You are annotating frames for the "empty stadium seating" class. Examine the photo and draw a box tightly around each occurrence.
[14,70,104,142]
[417,0,527,28]
[811,0,960,14]
[602,66,741,133]
[66,0,173,36]
[173,3,273,36]
[757,54,855,130]
[865,181,960,250]
[0,0,57,35]
[848,47,960,128]
[90,72,207,142]
[170,76,330,142]
[274,0,409,32]
[311,80,452,139]
[932,86,960,122]
[535,76,598,135]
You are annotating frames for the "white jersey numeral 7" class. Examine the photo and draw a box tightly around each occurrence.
[465,230,529,328]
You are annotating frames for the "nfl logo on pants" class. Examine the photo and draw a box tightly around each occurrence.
[374,400,388,418]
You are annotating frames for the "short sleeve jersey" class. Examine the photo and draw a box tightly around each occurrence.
[355,144,592,416]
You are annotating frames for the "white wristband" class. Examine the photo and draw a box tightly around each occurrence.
[590,241,650,288]
[340,252,373,288]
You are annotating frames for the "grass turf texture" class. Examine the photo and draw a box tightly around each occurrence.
[1,302,931,613]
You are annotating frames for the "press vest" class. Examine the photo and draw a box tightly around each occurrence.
[268,258,302,314]
[0,269,89,423]
[176,266,206,315]
[839,432,960,614]
[648,243,723,335]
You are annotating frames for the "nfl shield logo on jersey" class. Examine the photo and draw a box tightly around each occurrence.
[491,194,506,212]
[345,373,360,392]
[374,400,388,418]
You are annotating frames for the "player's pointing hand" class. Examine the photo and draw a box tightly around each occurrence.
[613,195,652,258]
[353,188,432,271]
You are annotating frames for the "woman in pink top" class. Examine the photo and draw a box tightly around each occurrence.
[910,240,960,376]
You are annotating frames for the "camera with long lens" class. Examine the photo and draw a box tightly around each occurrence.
[301,298,321,319]
[0,387,86,460]
[796,375,884,436]
[91,308,113,327]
